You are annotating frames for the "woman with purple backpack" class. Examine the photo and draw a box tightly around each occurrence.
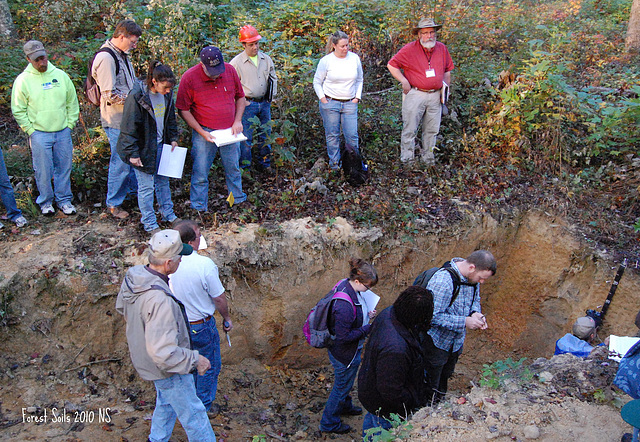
[319,258,378,434]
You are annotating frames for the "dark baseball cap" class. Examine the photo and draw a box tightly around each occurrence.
[200,46,225,77]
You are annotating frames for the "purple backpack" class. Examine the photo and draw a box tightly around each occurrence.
[303,280,356,348]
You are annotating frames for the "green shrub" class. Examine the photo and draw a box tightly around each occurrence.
[363,413,414,441]
[1,0,638,205]
[480,357,532,389]
[10,0,104,42]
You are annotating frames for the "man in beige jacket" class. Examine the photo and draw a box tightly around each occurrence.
[230,25,277,174]
[116,229,216,441]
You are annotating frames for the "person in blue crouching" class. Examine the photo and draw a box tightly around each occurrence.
[555,316,599,357]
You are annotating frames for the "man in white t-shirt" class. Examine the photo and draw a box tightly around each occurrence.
[169,220,233,412]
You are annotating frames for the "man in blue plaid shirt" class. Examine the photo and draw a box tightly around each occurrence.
[424,250,496,404]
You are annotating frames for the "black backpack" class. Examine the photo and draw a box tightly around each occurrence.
[84,47,120,107]
[341,145,369,186]
[413,261,477,308]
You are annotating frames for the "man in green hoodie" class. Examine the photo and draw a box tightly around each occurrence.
[11,40,79,216]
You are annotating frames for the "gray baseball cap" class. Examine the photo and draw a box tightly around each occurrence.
[24,40,46,60]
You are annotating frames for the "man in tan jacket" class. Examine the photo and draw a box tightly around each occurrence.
[230,25,277,174]
[92,19,142,220]
[116,229,216,441]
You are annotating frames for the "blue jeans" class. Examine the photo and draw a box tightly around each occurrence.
[318,99,359,170]
[154,144,177,222]
[319,349,361,432]
[241,101,272,168]
[190,129,246,211]
[190,317,222,411]
[104,126,137,208]
[149,373,216,442]
[133,169,158,231]
[362,412,393,441]
[0,148,22,221]
[132,145,177,231]
[28,128,73,207]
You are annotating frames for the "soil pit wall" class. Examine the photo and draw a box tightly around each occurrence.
[200,212,639,372]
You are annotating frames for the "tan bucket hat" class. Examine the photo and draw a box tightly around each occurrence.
[412,18,443,34]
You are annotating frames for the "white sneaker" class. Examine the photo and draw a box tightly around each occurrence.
[41,203,55,216]
[14,216,28,228]
[59,202,77,215]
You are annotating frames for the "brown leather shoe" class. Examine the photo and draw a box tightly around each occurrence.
[108,206,129,219]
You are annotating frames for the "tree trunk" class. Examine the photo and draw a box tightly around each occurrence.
[627,0,640,53]
[0,0,13,38]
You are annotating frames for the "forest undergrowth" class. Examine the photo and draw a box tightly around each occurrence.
[0,0,638,258]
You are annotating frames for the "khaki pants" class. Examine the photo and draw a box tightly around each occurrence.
[400,88,442,162]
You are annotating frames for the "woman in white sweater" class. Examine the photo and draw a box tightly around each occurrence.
[313,31,363,171]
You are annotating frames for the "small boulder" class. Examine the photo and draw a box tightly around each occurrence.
[524,425,540,439]
[538,371,553,383]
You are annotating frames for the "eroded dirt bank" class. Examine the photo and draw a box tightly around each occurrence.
[0,210,637,441]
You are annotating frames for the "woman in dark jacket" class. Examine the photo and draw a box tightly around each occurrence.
[117,61,179,233]
[319,258,378,434]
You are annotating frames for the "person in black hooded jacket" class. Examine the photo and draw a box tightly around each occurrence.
[358,285,434,440]
[117,60,180,233]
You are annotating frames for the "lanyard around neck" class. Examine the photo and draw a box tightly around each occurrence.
[421,45,435,69]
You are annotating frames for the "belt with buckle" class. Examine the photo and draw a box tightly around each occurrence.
[415,88,440,93]
[190,315,212,325]
[326,95,354,102]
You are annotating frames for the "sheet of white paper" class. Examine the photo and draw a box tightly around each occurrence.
[210,128,248,147]
[157,144,187,178]
[608,335,640,361]
[361,290,380,311]
[198,234,208,250]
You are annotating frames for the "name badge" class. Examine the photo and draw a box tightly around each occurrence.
[425,69,436,78]
[42,82,53,90]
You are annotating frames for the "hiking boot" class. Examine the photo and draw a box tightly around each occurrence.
[233,200,251,209]
[109,206,129,219]
[421,149,436,166]
[339,405,362,416]
[171,217,183,226]
[58,202,77,215]
[400,159,418,170]
[148,228,161,236]
[320,423,351,434]
[207,403,222,418]
[14,216,28,228]
[257,165,274,176]
[41,203,55,216]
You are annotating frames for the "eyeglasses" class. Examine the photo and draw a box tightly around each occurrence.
[360,281,370,291]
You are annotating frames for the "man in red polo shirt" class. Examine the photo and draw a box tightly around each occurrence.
[176,46,247,211]
[387,18,454,166]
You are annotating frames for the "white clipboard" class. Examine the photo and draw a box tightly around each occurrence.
[210,128,248,147]
[157,144,187,178]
